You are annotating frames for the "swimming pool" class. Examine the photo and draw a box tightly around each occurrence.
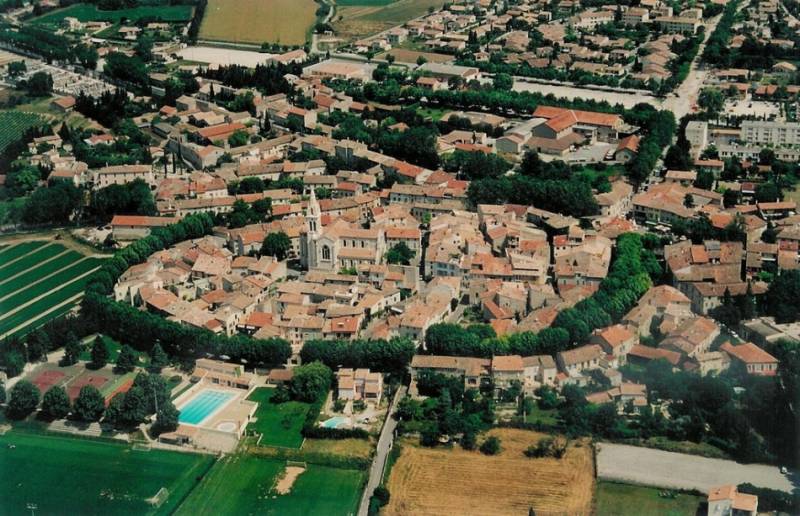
[178,389,235,425]
[321,416,348,429]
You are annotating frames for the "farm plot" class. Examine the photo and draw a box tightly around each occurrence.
[384,428,594,516]
[0,240,105,337]
[0,258,104,336]
[0,111,46,154]
[175,454,364,516]
[31,3,193,26]
[199,0,317,45]
[333,0,447,41]
[0,429,215,516]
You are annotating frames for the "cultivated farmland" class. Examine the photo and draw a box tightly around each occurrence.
[176,454,365,515]
[0,240,107,338]
[0,111,45,154]
[0,429,215,516]
[332,0,447,41]
[198,0,317,46]
[31,3,194,26]
[385,429,594,516]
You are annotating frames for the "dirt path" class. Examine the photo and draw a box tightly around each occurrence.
[274,466,305,494]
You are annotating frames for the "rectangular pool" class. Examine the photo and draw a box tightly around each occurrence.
[178,389,235,425]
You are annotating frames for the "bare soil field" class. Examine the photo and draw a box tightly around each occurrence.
[199,0,317,45]
[332,0,446,41]
[384,428,594,516]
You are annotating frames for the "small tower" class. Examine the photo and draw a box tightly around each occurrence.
[307,187,320,235]
[303,188,321,269]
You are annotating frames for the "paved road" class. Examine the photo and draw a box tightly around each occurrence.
[357,385,406,516]
[597,443,797,494]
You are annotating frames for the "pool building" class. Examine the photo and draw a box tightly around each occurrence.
[159,359,259,452]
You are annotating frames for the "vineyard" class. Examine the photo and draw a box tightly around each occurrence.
[385,429,595,516]
[0,111,45,154]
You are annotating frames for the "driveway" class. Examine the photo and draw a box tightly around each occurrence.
[596,443,797,494]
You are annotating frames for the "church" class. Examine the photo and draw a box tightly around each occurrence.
[301,189,387,271]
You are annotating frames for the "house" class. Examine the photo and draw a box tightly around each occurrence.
[590,324,636,363]
[111,215,178,241]
[659,316,720,358]
[522,354,557,388]
[557,344,605,376]
[707,485,758,516]
[337,368,383,404]
[585,382,648,413]
[719,341,778,376]
[191,358,256,390]
[51,96,76,112]
[490,355,524,391]
[614,135,639,162]
[410,354,490,391]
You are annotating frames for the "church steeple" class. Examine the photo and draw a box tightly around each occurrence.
[307,188,320,235]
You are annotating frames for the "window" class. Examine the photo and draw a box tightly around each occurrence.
[322,245,331,261]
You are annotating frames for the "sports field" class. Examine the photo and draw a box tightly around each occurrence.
[246,387,311,448]
[176,454,364,516]
[333,0,447,41]
[385,429,594,515]
[594,482,703,515]
[199,0,317,45]
[0,430,215,516]
[31,3,193,26]
[0,240,106,338]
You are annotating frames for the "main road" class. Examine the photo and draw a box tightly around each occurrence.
[357,385,406,516]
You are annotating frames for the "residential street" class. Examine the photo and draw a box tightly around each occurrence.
[357,385,406,516]
[597,443,797,493]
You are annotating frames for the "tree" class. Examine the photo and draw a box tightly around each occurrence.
[385,241,415,265]
[115,345,138,373]
[698,88,724,118]
[261,231,291,260]
[26,329,50,362]
[148,343,168,373]
[493,73,513,91]
[22,181,83,225]
[7,60,26,77]
[479,435,501,455]
[60,334,81,366]
[683,193,694,208]
[6,380,40,420]
[228,129,249,147]
[89,336,109,369]
[765,270,800,323]
[0,381,5,405]
[73,385,105,421]
[134,34,154,61]
[289,361,332,402]
[25,71,53,97]
[41,386,71,420]
[151,401,179,436]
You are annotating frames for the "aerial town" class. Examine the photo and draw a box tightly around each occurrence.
[0,0,797,513]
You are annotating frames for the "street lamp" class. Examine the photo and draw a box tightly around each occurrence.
[26,503,37,516]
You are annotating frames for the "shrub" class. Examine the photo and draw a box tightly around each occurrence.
[480,436,501,455]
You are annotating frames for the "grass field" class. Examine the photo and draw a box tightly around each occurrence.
[336,0,396,5]
[0,240,106,337]
[595,482,704,516]
[199,0,316,45]
[524,403,560,426]
[176,454,364,515]
[0,111,45,154]
[246,387,311,449]
[333,0,447,41]
[31,3,193,26]
[385,428,594,515]
[0,429,215,515]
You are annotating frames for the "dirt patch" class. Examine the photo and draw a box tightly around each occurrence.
[385,428,594,516]
[274,466,305,495]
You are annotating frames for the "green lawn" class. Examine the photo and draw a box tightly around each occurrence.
[0,429,215,516]
[246,387,311,449]
[79,335,123,362]
[31,3,193,25]
[0,250,83,298]
[524,404,560,426]
[176,454,364,516]
[595,482,703,516]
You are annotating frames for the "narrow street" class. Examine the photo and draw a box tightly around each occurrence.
[357,385,406,516]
